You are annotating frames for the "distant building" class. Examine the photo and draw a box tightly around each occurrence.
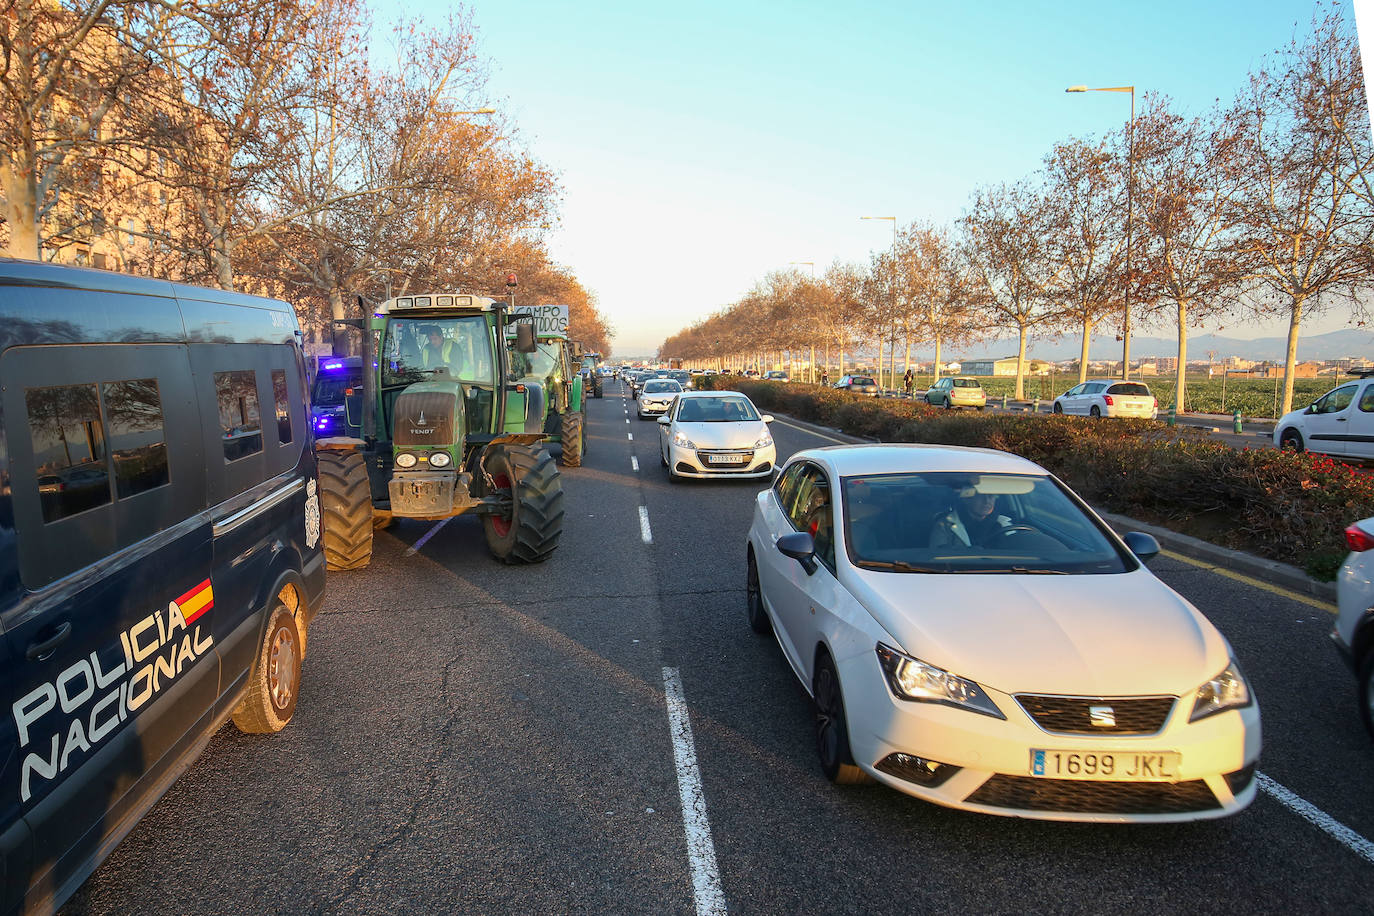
[1257,362,1323,378]
[961,356,1052,376]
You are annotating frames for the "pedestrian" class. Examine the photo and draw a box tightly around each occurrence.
[903,368,914,396]
[821,368,830,387]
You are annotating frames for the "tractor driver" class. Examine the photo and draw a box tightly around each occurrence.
[419,324,465,376]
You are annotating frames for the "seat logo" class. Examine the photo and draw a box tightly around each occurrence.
[1089,705,1116,728]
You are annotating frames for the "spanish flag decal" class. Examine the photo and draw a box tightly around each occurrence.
[176,579,215,625]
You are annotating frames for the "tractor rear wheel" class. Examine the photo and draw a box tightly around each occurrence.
[318,450,373,570]
[482,445,565,563]
[560,411,585,467]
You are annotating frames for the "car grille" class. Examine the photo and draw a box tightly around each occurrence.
[1015,695,1176,735]
[965,775,1219,815]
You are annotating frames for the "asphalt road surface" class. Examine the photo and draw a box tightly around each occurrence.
[65,379,1373,915]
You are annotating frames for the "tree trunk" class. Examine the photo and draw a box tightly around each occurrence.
[0,160,41,259]
[1174,299,1189,415]
[329,287,350,356]
[1078,316,1092,384]
[933,335,942,385]
[1015,324,1028,400]
[809,345,815,383]
[1281,296,1304,417]
[876,335,884,388]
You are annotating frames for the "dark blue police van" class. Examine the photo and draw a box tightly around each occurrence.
[0,260,326,915]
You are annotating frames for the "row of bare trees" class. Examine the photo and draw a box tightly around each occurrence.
[661,8,1372,414]
[0,0,613,353]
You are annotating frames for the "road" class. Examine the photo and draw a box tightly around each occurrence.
[65,379,1372,914]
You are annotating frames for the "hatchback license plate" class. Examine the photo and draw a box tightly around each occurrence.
[707,453,746,464]
[1030,749,1181,781]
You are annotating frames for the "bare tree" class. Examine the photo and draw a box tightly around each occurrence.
[1228,9,1374,415]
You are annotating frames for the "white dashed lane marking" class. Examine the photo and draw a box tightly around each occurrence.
[638,505,652,544]
[631,456,639,472]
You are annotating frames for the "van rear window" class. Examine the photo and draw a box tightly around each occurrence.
[215,370,263,461]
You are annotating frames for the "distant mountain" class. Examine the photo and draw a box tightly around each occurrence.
[917,328,1374,363]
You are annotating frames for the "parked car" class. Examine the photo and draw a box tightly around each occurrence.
[656,390,776,482]
[637,378,683,418]
[1273,373,1374,458]
[924,377,986,410]
[764,370,791,382]
[1053,380,1158,418]
[745,443,1259,822]
[1334,515,1374,737]
[1,260,325,915]
[833,374,880,397]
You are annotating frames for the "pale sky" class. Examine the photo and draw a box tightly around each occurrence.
[376,0,1368,356]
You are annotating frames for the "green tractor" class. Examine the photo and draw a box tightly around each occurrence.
[508,330,589,467]
[317,292,564,568]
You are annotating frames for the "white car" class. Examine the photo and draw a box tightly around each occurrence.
[1273,375,1374,458]
[1334,515,1374,736]
[657,390,776,481]
[1053,379,1158,419]
[745,444,1260,822]
[637,378,682,418]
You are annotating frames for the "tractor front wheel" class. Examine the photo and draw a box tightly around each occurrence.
[482,445,565,563]
[318,450,374,570]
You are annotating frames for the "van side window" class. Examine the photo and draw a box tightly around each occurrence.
[215,370,262,461]
[272,369,292,445]
[25,384,111,523]
[103,379,169,497]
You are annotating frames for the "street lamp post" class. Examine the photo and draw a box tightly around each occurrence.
[861,216,897,390]
[1066,85,1134,380]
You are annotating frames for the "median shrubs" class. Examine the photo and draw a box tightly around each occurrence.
[726,379,1370,579]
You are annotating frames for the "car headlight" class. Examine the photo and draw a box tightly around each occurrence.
[394,452,418,469]
[672,430,696,448]
[753,432,773,449]
[428,450,452,468]
[875,644,1005,719]
[1189,659,1252,722]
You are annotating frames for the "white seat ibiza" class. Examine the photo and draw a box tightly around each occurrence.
[746,444,1260,822]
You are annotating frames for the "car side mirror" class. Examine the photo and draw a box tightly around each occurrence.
[1122,531,1160,564]
[777,531,818,575]
[1305,404,1316,414]
[761,414,774,423]
[657,416,671,425]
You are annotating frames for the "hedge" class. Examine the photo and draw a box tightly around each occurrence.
[703,377,1372,580]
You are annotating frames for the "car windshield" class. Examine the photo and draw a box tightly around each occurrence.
[643,380,682,394]
[952,378,979,388]
[676,396,758,422]
[841,471,1131,574]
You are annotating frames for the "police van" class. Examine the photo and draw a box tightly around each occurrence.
[0,260,326,915]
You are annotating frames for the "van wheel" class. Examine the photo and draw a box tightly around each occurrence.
[1280,429,1305,452]
[482,445,565,563]
[560,411,585,467]
[231,602,303,734]
[318,450,373,569]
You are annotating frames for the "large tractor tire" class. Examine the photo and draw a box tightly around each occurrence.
[318,449,374,570]
[482,445,565,564]
[560,411,586,467]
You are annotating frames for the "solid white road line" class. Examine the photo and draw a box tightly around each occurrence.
[404,518,452,556]
[1258,773,1374,865]
[631,456,640,472]
[769,416,853,445]
[662,667,727,916]
[639,505,652,544]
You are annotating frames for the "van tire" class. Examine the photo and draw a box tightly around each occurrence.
[482,445,564,563]
[560,412,585,467]
[319,450,373,570]
[231,602,303,734]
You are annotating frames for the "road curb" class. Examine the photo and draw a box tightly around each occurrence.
[770,410,1338,604]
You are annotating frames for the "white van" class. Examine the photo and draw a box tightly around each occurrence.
[1273,373,1374,458]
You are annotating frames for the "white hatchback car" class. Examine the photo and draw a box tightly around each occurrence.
[1053,380,1158,419]
[1273,375,1374,458]
[637,378,683,418]
[657,390,776,481]
[746,444,1260,822]
[1334,515,1374,736]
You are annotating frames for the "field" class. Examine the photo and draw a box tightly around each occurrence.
[815,368,1346,419]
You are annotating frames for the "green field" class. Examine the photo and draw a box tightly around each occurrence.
[841,369,1344,418]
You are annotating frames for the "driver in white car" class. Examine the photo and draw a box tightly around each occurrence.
[929,485,1014,547]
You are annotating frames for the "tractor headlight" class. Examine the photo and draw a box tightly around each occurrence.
[428,450,453,468]
[394,452,418,469]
